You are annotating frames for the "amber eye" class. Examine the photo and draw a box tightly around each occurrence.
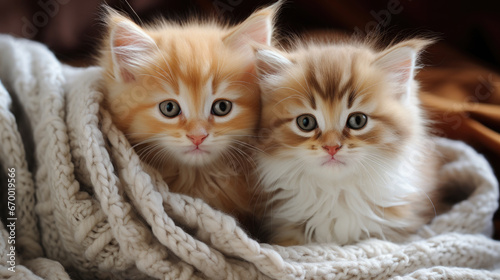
[159,100,181,118]
[347,112,367,129]
[212,99,232,116]
[296,114,317,132]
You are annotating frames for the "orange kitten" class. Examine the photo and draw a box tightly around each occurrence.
[254,37,443,245]
[98,5,278,227]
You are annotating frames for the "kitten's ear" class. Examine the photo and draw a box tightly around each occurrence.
[222,1,282,53]
[105,8,156,83]
[255,48,292,76]
[373,39,432,98]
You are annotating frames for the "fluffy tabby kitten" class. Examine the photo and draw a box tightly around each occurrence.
[255,37,443,245]
[98,5,278,225]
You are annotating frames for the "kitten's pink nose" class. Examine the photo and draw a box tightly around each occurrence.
[323,145,341,156]
[187,134,208,146]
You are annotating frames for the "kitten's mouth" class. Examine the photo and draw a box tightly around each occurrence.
[187,146,209,155]
[321,156,344,166]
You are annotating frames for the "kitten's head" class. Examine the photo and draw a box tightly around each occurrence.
[99,5,278,166]
[255,39,431,179]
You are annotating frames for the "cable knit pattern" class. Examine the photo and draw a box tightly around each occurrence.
[0,35,499,279]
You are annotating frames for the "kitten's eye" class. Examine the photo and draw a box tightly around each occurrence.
[296,114,317,132]
[211,99,232,116]
[159,100,181,118]
[347,112,367,129]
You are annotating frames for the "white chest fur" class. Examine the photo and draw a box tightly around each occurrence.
[259,151,424,245]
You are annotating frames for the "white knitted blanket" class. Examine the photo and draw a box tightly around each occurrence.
[1,35,500,280]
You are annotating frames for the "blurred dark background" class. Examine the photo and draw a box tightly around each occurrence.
[0,0,499,70]
[1,0,500,238]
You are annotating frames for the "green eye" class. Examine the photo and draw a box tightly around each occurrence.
[212,99,232,116]
[159,100,181,118]
[296,114,317,132]
[347,112,367,129]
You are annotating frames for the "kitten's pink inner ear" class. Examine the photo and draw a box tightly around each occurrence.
[374,46,417,86]
[223,8,273,52]
[113,33,136,82]
[393,58,413,84]
[110,20,156,83]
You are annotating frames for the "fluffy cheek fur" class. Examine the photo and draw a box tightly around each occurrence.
[263,106,412,183]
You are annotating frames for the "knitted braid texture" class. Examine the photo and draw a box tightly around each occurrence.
[0,35,499,279]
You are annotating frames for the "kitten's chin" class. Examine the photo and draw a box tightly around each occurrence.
[179,148,216,166]
[310,156,349,178]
